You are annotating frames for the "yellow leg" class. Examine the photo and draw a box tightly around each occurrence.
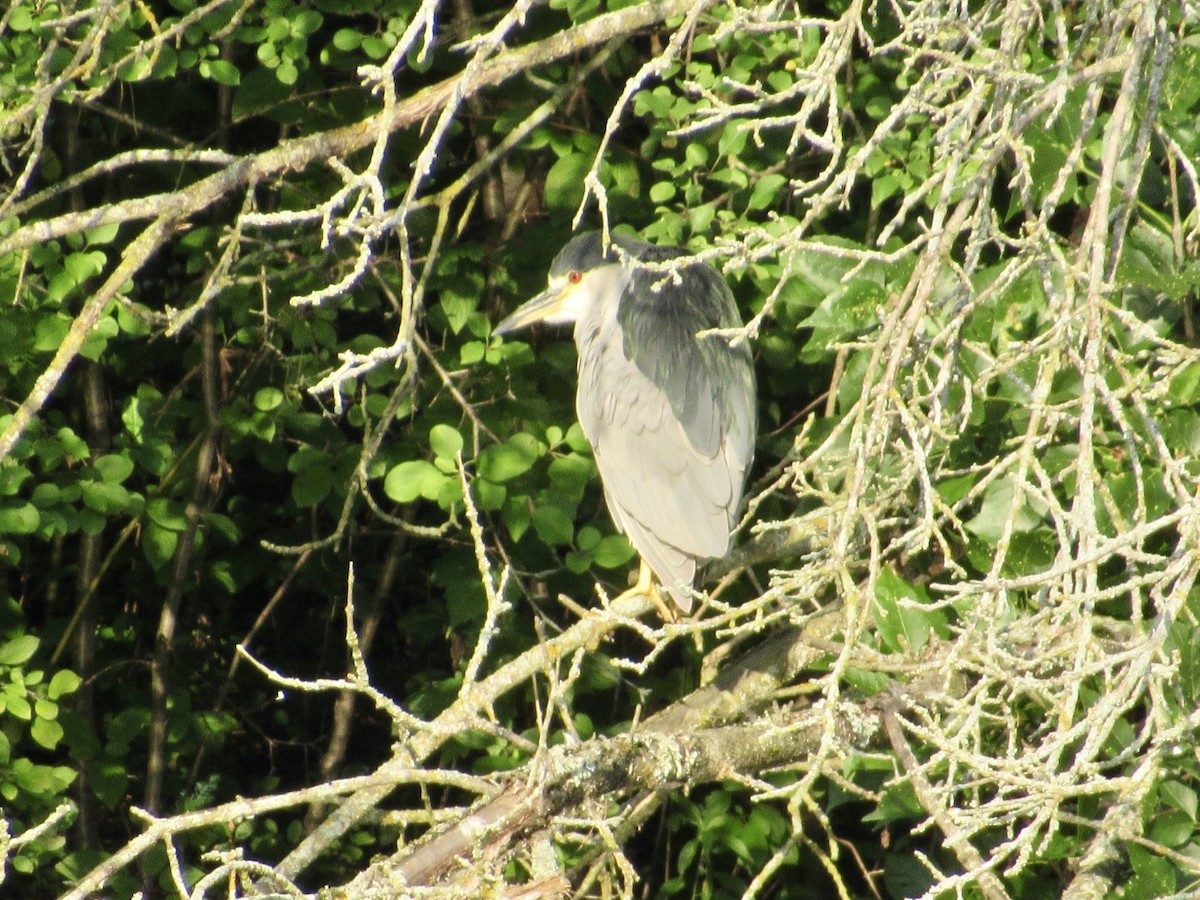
[613,560,676,622]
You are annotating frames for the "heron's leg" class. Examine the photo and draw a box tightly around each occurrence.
[615,560,676,622]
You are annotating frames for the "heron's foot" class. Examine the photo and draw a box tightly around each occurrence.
[613,561,677,622]
[647,584,677,623]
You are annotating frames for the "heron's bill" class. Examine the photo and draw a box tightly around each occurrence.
[494,286,569,335]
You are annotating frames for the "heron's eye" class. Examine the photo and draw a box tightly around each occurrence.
[568,271,582,284]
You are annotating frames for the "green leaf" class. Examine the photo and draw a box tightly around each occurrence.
[89,759,128,809]
[0,635,39,666]
[200,58,240,85]
[30,483,60,507]
[146,498,189,531]
[361,35,389,59]
[64,250,105,282]
[292,10,323,36]
[331,28,362,51]
[142,520,178,569]
[9,6,34,30]
[1125,843,1178,895]
[254,387,284,411]
[1162,409,1200,456]
[842,666,892,695]
[80,480,132,514]
[883,852,937,898]
[203,512,241,544]
[10,758,75,796]
[435,550,486,627]
[592,535,635,569]
[937,472,976,505]
[1149,810,1196,848]
[0,462,30,496]
[872,567,944,653]
[94,453,134,483]
[430,424,464,460]
[544,152,593,212]
[477,436,541,483]
[80,314,118,361]
[800,276,886,356]
[87,223,121,245]
[564,424,591,454]
[864,780,923,825]
[439,270,483,334]
[291,462,333,507]
[634,85,675,118]
[120,51,154,82]
[122,396,147,440]
[649,182,676,203]
[576,525,601,552]
[48,670,82,700]
[383,460,442,503]
[55,426,91,460]
[472,478,506,511]
[4,693,33,720]
[0,502,39,535]
[502,494,532,542]
[209,561,237,593]
[460,341,485,365]
[748,173,787,210]
[965,476,1048,543]
[31,716,64,750]
[1168,362,1200,404]
[33,315,70,352]
[532,505,574,546]
[1161,781,1198,820]
[276,61,299,85]
[565,550,592,573]
[554,0,601,22]
[435,476,463,509]
[107,707,150,754]
[684,142,709,169]
[547,454,594,501]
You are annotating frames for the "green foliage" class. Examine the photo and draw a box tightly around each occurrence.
[663,786,795,897]
[0,0,1198,896]
[0,631,81,877]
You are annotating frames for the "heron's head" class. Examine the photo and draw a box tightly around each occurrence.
[494,232,635,335]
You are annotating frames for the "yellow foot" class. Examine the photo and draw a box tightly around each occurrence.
[613,561,677,623]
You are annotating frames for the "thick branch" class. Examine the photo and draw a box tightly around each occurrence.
[352,708,878,894]
[347,609,846,893]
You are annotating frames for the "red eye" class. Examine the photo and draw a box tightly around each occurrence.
[568,271,582,284]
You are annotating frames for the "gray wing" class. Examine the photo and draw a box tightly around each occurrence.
[575,258,755,610]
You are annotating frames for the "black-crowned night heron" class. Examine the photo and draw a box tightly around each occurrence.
[495,230,756,615]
